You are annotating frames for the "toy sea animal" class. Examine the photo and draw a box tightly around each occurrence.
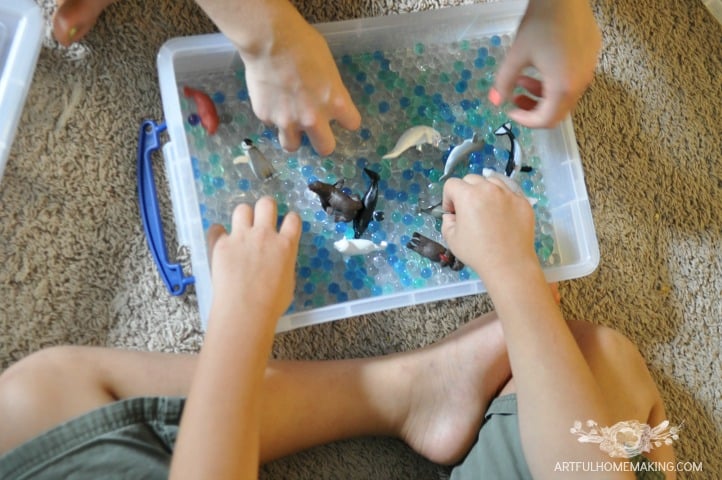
[234,139,275,180]
[308,179,363,223]
[482,168,538,206]
[494,122,522,177]
[333,238,388,256]
[406,232,464,270]
[353,168,385,238]
[416,201,446,219]
[382,126,442,159]
[183,86,219,134]
[439,133,486,182]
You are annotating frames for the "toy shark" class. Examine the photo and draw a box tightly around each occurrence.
[439,133,486,182]
[382,126,442,159]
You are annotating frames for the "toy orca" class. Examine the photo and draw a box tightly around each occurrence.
[353,168,384,238]
[494,122,522,177]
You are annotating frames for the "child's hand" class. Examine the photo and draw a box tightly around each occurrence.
[441,175,536,277]
[240,14,362,156]
[489,0,601,128]
[206,197,301,323]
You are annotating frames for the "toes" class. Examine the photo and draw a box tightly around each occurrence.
[53,0,121,46]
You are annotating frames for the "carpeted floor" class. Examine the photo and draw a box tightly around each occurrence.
[1,0,720,478]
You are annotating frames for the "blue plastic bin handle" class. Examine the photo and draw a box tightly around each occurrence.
[137,120,195,295]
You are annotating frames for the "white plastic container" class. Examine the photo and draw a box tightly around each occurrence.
[143,1,600,332]
[0,0,43,182]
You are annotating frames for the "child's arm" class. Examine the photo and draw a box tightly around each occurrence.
[194,0,362,156]
[490,0,601,128]
[441,176,633,479]
[169,197,301,480]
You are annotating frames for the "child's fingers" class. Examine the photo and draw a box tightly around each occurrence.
[252,196,278,229]
[231,203,254,231]
[333,94,362,132]
[53,0,119,46]
[507,86,571,128]
[206,223,227,266]
[490,45,530,106]
[279,211,302,244]
[305,121,336,157]
[278,126,302,153]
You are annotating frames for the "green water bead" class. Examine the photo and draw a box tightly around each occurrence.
[427,182,443,198]
[413,215,425,227]
[391,211,402,223]
[453,60,465,73]
[475,78,491,91]
[366,103,379,116]
[322,158,335,171]
[528,156,541,169]
[342,164,357,178]
[376,145,389,157]
[438,72,451,83]
[427,169,442,183]
[234,114,248,126]
[486,56,496,67]
[484,132,497,145]
[413,278,426,288]
[414,42,425,55]
[359,95,371,106]
[460,39,470,51]
[208,153,221,166]
[286,157,299,170]
[210,164,224,177]
[202,184,215,197]
[313,295,326,308]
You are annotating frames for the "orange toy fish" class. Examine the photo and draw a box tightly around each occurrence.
[183,86,219,134]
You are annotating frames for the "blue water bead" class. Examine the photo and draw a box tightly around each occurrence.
[420,267,432,279]
[299,266,312,279]
[387,254,399,265]
[187,113,200,126]
[202,217,211,230]
[468,163,483,174]
[385,243,397,255]
[474,57,486,69]
[371,285,383,296]
[313,235,326,248]
[300,134,311,147]
[356,157,369,169]
[408,183,421,195]
[337,292,349,302]
[455,80,468,94]
[401,275,413,287]
[380,59,391,71]
[460,99,473,111]
[301,165,315,178]
[212,177,225,188]
[341,187,353,196]
[359,128,372,140]
[378,101,390,113]
[212,91,225,103]
[491,35,502,46]
[413,161,424,172]
[317,247,330,259]
[303,282,316,294]
[237,178,251,191]
[522,179,534,193]
[413,85,426,96]
[461,69,472,80]
[322,259,334,272]
[302,221,311,233]
[342,54,353,65]
[352,278,364,290]
[400,235,411,246]
[402,214,415,225]
[310,256,323,269]
[373,50,384,61]
[314,210,326,221]
[236,89,249,101]
[335,222,348,234]
[396,191,409,202]
[384,188,397,200]
[344,269,355,281]
[364,84,375,95]
[356,72,367,82]
[453,123,467,137]
[399,96,411,108]
[371,231,386,243]
[431,93,443,105]
[459,269,470,280]
[417,105,428,117]
[366,221,380,234]
[477,47,488,58]
[328,282,341,294]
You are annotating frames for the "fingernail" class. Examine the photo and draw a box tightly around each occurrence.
[488,87,502,106]
[68,26,78,41]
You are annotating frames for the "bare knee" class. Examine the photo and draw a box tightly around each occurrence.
[0,346,110,454]
[567,320,659,419]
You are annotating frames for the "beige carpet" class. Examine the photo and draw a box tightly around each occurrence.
[1,0,720,477]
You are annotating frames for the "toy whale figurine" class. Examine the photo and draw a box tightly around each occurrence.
[482,168,538,206]
[439,133,486,182]
[234,139,276,180]
[353,168,385,238]
[333,238,388,256]
[416,200,446,219]
[183,86,219,134]
[494,122,523,178]
[406,232,464,271]
[382,126,443,159]
[308,179,363,223]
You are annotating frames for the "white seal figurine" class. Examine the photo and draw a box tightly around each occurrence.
[333,238,388,256]
[482,168,538,207]
[439,133,486,182]
[382,126,442,159]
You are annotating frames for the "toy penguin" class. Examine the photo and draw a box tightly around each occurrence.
[406,232,464,271]
[239,138,275,180]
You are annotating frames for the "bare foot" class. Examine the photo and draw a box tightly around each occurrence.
[53,0,122,46]
[395,311,510,465]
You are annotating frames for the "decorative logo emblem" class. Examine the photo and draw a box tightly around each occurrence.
[570,419,681,458]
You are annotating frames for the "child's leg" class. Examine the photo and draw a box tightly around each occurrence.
[0,310,509,465]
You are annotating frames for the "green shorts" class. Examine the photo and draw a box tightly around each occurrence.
[0,396,184,480]
[451,394,664,480]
